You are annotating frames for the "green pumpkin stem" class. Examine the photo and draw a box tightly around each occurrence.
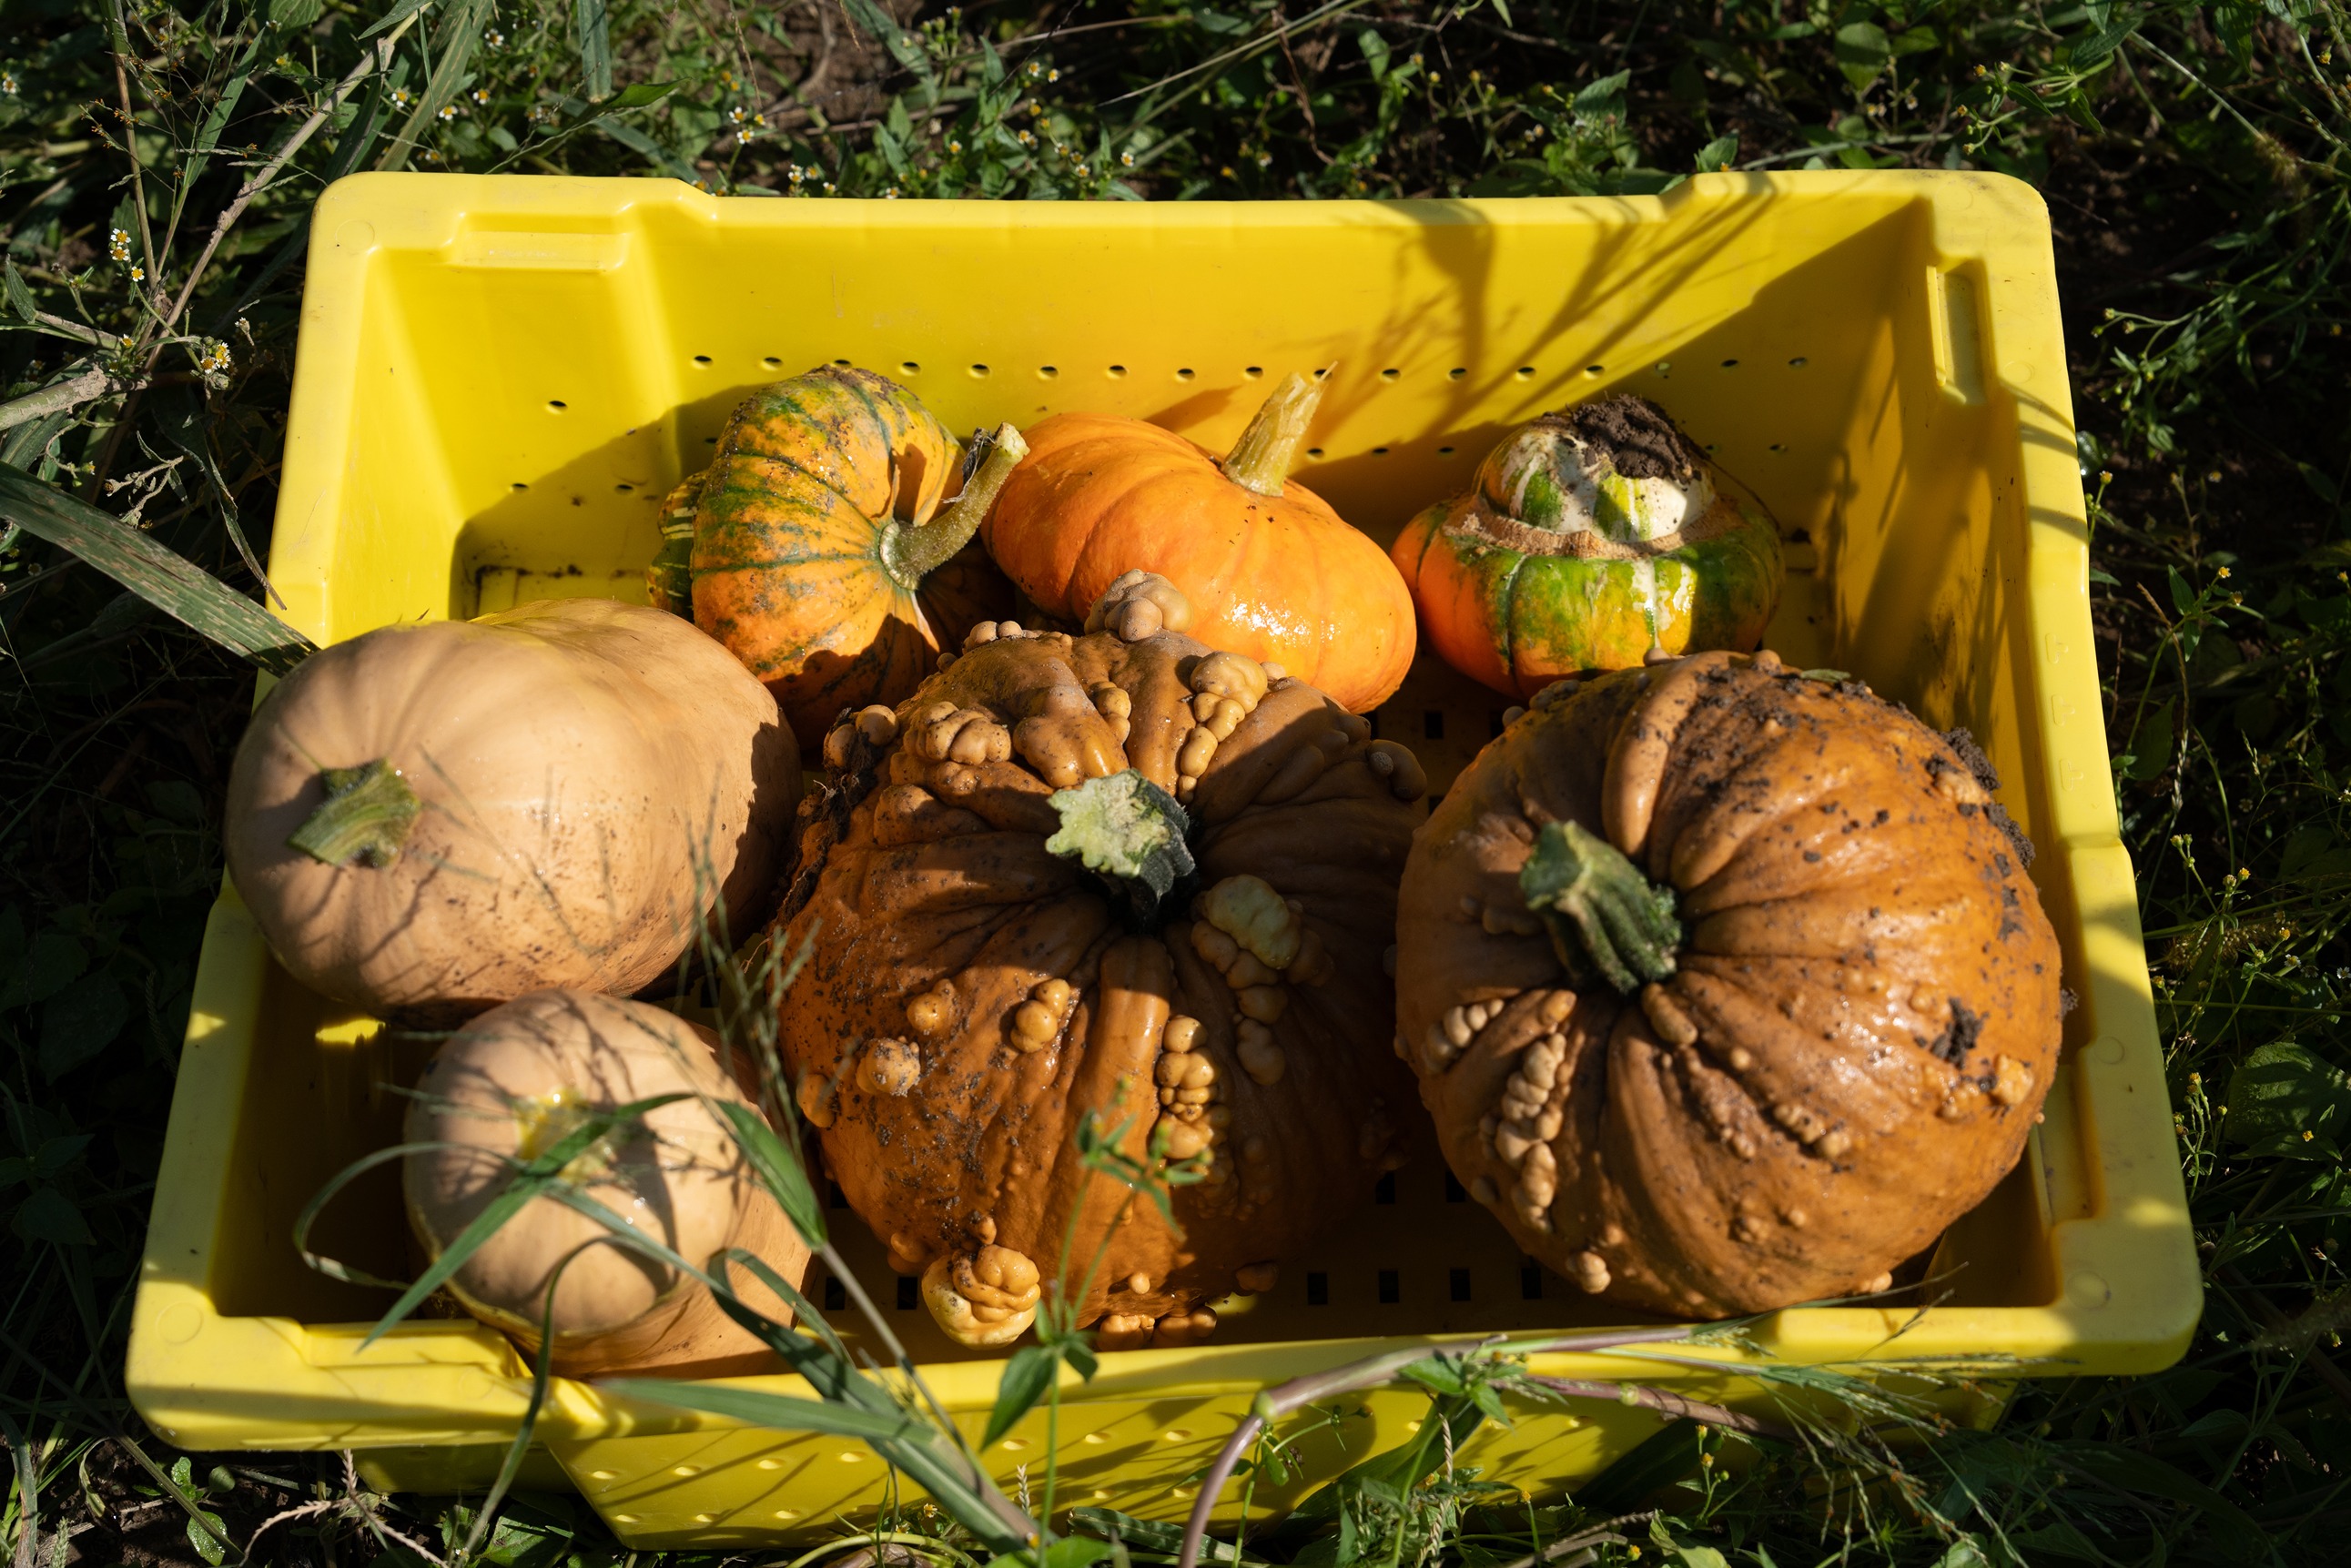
[287,760,422,869]
[885,422,1030,585]
[1221,369,1329,498]
[1043,769,1197,926]
[1518,818,1682,994]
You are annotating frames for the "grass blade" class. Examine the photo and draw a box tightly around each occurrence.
[573,0,613,101]
[714,1098,827,1249]
[599,1379,927,1445]
[0,460,314,673]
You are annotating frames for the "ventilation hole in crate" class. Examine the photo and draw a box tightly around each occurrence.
[704,434,718,444]
[1520,1259,1544,1300]
[826,1179,846,1209]
[546,400,568,412]
[824,1275,846,1311]
[1487,710,1505,738]
[1789,356,1809,369]
[1586,364,1606,377]
[1706,443,1720,454]
[510,481,528,491]
[613,482,634,493]
[1515,366,1535,379]
[1108,364,1128,378]
[1377,1270,1401,1304]
[1449,367,1467,380]
[692,355,712,367]
[1444,1170,1466,1203]
[1437,445,1454,456]
[1244,365,1264,379]
[1306,447,1324,460]
[1313,367,1331,379]
[1381,368,1401,381]
[1374,1171,1397,1205]
[762,356,783,369]
[1423,711,1444,740]
[1176,368,1195,380]
[1449,1268,1472,1302]
[1371,446,1389,456]
[969,364,990,378]
[1039,365,1059,379]
[1306,1272,1330,1306]
[1768,442,1788,453]
[901,361,921,375]
[896,1276,917,1310]
[1719,358,1739,369]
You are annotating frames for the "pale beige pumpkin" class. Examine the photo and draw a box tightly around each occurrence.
[224,599,799,1020]
[403,989,809,1378]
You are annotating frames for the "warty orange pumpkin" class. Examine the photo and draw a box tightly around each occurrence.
[980,373,1416,713]
[1393,651,2064,1318]
[224,598,798,1021]
[404,988,807,1377]
[772,574,1428,1349]
[667,365,1025,744]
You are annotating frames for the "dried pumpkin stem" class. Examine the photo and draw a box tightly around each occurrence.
[1517,818,1681,994]
[1044,769,1196,926]
[286,759,421,869]
[1219,369,1328,498]
[884,422,1030,585]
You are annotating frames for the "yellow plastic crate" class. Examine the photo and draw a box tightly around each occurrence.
[129,171,2198,1550]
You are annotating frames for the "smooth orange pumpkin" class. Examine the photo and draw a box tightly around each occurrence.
[981,374,1416,713]
[676,366,1025,744]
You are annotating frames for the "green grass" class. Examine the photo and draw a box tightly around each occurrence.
[4,0,2350,1563]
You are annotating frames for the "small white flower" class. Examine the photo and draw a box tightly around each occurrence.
[127,264,146,283]
[391,88,410,107]
[730,105,746,123]
[437,104,457,121]
[735,127,753,145]
[1,73,17,97]
[484,28,505,47]
[1119,149,1134,167]
[822,181,837,194]
[471,89,491,106]
[108,228,131,261]
[947,138,962,154]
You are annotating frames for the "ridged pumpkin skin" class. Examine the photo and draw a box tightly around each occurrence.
[688,367,1013,744]
[982,412,1417,713]
[775,605,1427,1349]
[1393,652,2064,1319]
[405,989,808,1378]
[224,599,798,1021]
[1393,397,1784,699]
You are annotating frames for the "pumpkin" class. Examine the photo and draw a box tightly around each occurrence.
[980,373,1416,713]
[404,988,808,1377]
[1392,651,2063,1318]
[681,365,1027,744]
[774,574,1426,1349]
[225,598,798,1021]
[1392,395,1784,698]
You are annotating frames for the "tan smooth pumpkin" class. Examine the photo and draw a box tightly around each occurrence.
[404,989,808,1377]
[225,598,798,1021]
[1393,652,2064,1318]
[775,575,1425,1350]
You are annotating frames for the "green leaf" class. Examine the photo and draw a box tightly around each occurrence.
[609,80,678,110]
[1694,134,1738,173]
[3,260,35,323]
[13,1187,94,1246]
[985,1342,1062,1447]
[355,0,433,40]
[1833,21,1891,90]
[2167,565,2196,617]
[1572,71,1629,116]
[187,1509,228,1566]
[1,930,86,1010]
[2223,1041,2351,1154]
[2068,10,2141,69]
[714,1099,827,1249]
[269,0,324,26]
[838,0,936,81]
[2121,698,2174,781]
[38,973,127,1081]
[0,462,316,675]
[601,1378,924,1444]
[984,1541,1111,1568]
[574,0,613,101]
[2297,461,2340,503]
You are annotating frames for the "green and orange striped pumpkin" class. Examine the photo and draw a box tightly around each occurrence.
[645,367,1025,744]
[1392,394,1784,698]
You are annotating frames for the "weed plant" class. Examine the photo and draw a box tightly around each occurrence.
[3,0,2350,1563]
